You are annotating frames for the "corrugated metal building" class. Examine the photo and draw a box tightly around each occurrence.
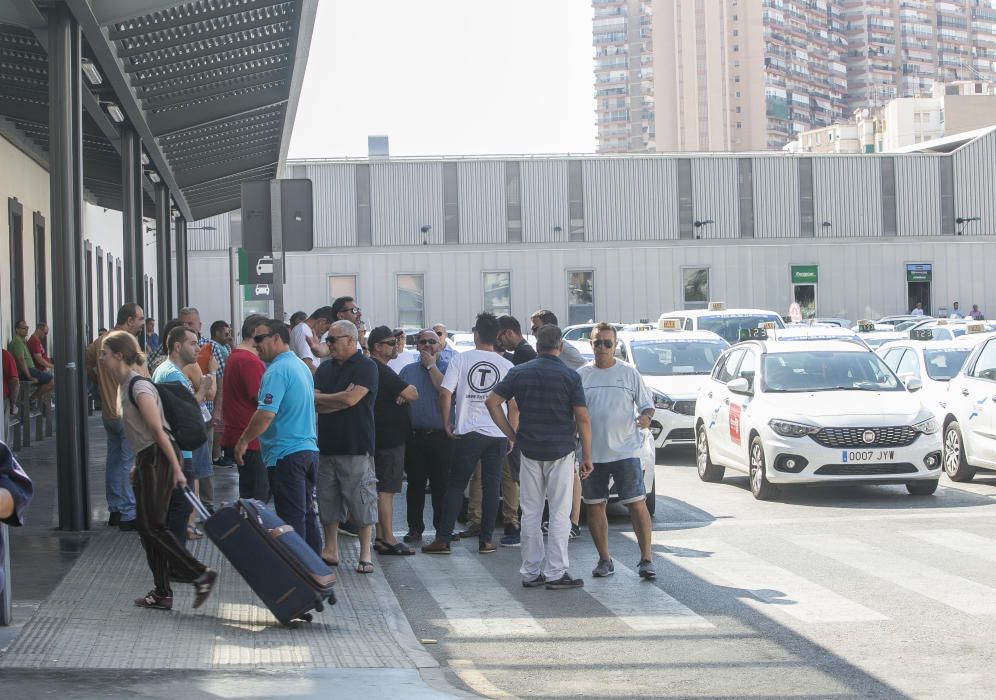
[184,129,996,330]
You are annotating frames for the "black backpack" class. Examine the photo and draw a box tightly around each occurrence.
[128,376,208,451]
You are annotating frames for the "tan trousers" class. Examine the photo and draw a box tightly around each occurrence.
[467,458,519,528]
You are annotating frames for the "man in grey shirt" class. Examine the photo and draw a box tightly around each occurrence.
[577,323,656,580]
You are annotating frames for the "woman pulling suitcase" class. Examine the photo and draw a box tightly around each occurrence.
[98,330,217,611]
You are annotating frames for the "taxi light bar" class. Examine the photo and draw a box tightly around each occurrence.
[936,319,948,325]
[659,319,681,331]
[966,322,985,334]
[739,327,768,342]
[708,301,726,311]
[759,321,778,330]
[857,320,875,332]
[910,328,934,341]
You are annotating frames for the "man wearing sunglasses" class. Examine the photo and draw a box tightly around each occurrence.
[331,296,363,328]
[399,329,451,543]
[313,320,379,573]
[367,326,418,556]
[577,323,656,580]
[234,320,321,555]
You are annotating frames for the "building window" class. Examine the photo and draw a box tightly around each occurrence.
[356,164,372,246]
[85,242,93,339]
[568,161,585,241]
[682,267,710,310]
[881,157,897,236]
[505,161,522,243]
[567,270,594,325]
[95,246,104,330]
[107,254,114,318]
[32,212,46,323]
[443,162,460,244]
[8,197,24,325]
[397,273,424,329]
[116,258,123,310]
[738,159,755,238]
[328,274,357,303]
[483,272,511,316]
[799,158,815,238]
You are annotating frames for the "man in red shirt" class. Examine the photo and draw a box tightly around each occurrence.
[2,348,19,417]
[26,323,54,372]
[221,314,269,500]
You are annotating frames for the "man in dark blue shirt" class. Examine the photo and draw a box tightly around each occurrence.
[487,325,593,590]
[314,320,379,574]
[400,329,450,543]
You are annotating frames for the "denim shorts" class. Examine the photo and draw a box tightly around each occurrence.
[581,457,646,505]
[29,367,52,384]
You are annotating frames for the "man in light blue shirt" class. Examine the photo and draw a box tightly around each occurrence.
[235,319,321,554]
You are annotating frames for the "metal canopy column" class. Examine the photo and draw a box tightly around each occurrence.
[155,183,172,321]
[49,5,89,530]
[174,216,188,309]
[121,127,143,307]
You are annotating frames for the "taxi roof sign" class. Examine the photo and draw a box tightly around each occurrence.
[910,328,934,341]
[936,319,948,325]
[759,321,778,330]
[658,318,681,331]
[857,320,875,332]
[966,321,986,334]
[739,327,768,342]
[708,301,726,311]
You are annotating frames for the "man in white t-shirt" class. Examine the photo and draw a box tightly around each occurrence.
[289,307,335,373]
[577,323,657,581]
[423,312,516,555]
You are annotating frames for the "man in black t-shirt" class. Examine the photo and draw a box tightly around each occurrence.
[313,321,379,574]
[367,326,418,556]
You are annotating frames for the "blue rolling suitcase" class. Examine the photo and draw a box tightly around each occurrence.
[185,488,336,626]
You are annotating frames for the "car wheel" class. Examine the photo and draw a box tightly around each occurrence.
[646,476,656,517]
[943,421,976,482]
[749,437,776,501]
[696,425,725,483]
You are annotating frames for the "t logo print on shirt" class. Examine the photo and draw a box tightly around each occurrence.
[468,361,500,393]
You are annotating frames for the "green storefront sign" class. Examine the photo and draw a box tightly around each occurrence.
[906,263,932,282]
[791,265,819,284]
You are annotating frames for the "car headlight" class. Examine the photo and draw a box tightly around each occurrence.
[912,417,939,434]
[768,419,820,438]
[652,391,673,411]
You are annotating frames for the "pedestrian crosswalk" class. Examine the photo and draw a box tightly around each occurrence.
[394,527,996,639]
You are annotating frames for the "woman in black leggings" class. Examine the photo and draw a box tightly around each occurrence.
[98,330,217,611]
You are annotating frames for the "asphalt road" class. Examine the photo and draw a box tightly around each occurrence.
[380,446,996,699]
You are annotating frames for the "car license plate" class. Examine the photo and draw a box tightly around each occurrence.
[841,450,895,462]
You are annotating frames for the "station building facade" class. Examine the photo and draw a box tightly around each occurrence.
[184,129,996,331]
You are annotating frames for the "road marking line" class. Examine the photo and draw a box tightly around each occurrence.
[408,555,546,638]
[791,534,996,615]
[907,529,996,562]
[569,551,714,630]
[450,659,518,699]
[651,536,887,623]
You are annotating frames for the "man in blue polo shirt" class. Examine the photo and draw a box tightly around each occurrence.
[234,319,321,555]
[486,324,593,590]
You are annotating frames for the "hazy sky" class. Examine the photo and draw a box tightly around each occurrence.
[287,1,595,159]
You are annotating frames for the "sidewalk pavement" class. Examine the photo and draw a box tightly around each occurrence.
[1,415,469,699]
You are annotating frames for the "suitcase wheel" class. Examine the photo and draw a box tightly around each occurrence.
[328,592,337,606]
[298,612,313,623]
[315,599,324,613]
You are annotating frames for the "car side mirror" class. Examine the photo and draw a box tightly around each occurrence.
[903,376,922,392]
[727,377,751,395]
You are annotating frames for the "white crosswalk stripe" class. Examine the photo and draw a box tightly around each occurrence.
[650,535,888,623]
[407,553,547,638]
[791,534,996,616]
[907,529,996,563]
[569,550,714,631]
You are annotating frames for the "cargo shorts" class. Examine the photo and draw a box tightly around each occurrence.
[317,454,378,527]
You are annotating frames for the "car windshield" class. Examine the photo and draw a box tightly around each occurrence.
[698,314,784,344]
[923,349,971,381]
[630,340,727,375]
[761,351,903,392]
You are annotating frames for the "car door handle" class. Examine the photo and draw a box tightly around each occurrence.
[962,389,970,396]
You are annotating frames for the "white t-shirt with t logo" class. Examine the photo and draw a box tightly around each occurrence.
[441,349,513,438]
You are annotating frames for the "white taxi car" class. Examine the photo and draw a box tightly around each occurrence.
[694,338,943,500]
[613,326,729,448]
[767,325,867,346]
[877,328,994,421]
[658,302,784,345]
[939,333,996,482]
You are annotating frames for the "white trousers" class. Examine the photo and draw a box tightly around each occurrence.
[519,453,575,581]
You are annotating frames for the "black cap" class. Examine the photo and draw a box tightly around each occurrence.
[368,325,393,345]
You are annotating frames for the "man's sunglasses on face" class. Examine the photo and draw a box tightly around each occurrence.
[344,307,361,315]
[417,338,438,346]
[326,335,350,345]
[253,332,274,344]
[378,339,397,347]
[592,339,615,349]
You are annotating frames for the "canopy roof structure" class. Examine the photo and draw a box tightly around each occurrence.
[0,0,316,219]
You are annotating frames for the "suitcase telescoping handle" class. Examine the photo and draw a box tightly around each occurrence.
[183,485,211,521]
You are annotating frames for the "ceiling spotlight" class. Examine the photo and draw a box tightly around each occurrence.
[553,225,564,234]
[101,101,125,123]
[147,171,160,183]
[420,224,431,245]
[821,221,832,228]
[693,219,714,228]
[81,58,103,85]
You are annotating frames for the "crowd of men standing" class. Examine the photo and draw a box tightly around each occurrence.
[88,295,659,607]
